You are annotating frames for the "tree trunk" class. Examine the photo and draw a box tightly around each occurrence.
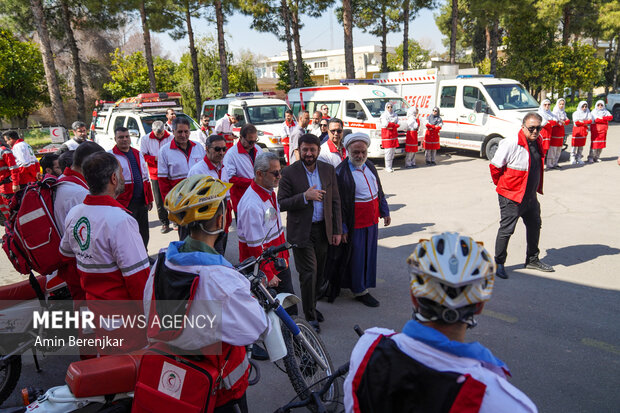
[185,1,202,119]
[214,0,229,96]
[562,6,571,46]
[613,34,620,93]
[489,18,499,76]
[29,0,66,127]
[139,0,157,93]
[380,7,388,72]
[281,0,296,88]
[59,0,85,122]
[450,0,458,64]
[290,8,305,87]
[402,0,410,70]
[343,0,355,78]
[485,26,490,59]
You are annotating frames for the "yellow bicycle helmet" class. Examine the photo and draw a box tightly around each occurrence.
[164,175,232,226]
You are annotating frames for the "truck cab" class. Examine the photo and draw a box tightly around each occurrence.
[201,92,287,159]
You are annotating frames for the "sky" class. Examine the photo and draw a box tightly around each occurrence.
[157,6,446,62]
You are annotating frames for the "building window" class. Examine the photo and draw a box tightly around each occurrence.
[313,61,328,69]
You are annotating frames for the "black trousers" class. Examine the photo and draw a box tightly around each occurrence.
[214,394,248,413]
[128,198,149,250]
[151,180,168,225]
[494,194,541,265]
[292,222,328,321]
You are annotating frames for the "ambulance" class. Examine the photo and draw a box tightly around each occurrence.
[374,66,540,159]
[286,84,410,159]
[201,92,287,159]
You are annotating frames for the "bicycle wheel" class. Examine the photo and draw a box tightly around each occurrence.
[0,345,21,406]
[281,317,340,412]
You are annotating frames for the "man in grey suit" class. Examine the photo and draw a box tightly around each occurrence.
[278,134,342,333]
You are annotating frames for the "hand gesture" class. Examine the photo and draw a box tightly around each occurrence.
[332,234,342,246]
[383,216,391,226]
[268,275,281,287]
[305,185,326,202]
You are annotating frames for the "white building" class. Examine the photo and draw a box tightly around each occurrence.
[256,45,396,89]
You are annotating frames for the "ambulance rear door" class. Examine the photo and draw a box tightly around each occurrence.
[436,82,458,140]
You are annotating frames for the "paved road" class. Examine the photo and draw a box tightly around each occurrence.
[2,126,620,412]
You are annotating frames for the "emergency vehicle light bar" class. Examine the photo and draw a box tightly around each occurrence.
[233,92,276,97]
[456,75,495,79]
[339,79,378,85]
[115,92,182,109]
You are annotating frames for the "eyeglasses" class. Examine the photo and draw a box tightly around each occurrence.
[267,170,281,178]
[525,125,543,133]
[211,147,227,152]
[320,124,328,127]
[329,129,343,134]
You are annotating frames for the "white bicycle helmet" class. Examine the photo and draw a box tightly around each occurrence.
[407,232,495,326]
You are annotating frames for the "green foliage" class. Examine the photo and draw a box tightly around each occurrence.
[546,43,607,94]
[103,49,179,99]
[276,61,314,92]
[387,39,431,70]
[0,29,46,120]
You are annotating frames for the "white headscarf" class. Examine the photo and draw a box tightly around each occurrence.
[572,101,594,122]
[406,107,419,130]
[552,98,568,122]
[591,100,611,119]
[537,99,557,126]
[380,102,399,126]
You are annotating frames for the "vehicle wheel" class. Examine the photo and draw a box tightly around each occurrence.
[484,137,502,160]
[0,347,22,406]
[281,317,339,412]
[613,106,620,122]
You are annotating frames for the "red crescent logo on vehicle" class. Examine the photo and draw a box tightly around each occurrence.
[52,129,60,137]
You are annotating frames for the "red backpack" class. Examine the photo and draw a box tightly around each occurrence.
[2,176,63,275]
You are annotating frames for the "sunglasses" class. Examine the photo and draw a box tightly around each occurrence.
[211,146,227,152]
[320,124,328,127]
[525,126,543,133]
[267,170,281,178]
[329,129,343,134]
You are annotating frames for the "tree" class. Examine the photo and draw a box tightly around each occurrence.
[546,43,608,98]
[342,0,354,79]
[0,29,46,123]
[400,0,435,70]
[103,49,178,99]
[387,39,431,70]
[29,0,66,126]
[449,0,458,64]
[275,60,314,92]
[58,0,86,121]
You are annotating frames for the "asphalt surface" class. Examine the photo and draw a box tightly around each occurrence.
[2,125,620,412]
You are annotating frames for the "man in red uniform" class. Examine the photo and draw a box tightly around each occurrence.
[0,136,20,220]
[2,131,39,187]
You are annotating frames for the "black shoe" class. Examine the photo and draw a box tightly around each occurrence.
[308,320,321,334]
[431,161,437,165]
[160,224,172,234]
[525,258,555,272]
[315,309,324,323]
[355,293,380,307]
[496,264,508,279]
[251,344,269,361]
[425,160,431,165]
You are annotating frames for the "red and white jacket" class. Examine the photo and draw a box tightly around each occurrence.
[0,145,19,195]
[59,195,149,352]
[139,131,172,180]
[157,139,205,201]
[490,130,544,204]
[10,139,39,185]
[215,115,237,148]
[54,167,89,235]
[237,182,289,281]
[222,141,261,211]
[110,146,154,207]
[318,140,346,169]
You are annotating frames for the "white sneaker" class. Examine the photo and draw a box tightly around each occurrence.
[384,168,394,173]
[595,158,602,163]
[577,160,585,165]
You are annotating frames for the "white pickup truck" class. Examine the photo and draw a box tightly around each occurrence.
[606,94,620,122]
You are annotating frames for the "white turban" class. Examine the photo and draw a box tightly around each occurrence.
[343,132,370,148]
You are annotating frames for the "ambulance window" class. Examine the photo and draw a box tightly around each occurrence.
[202,105,215,118]
[317,102,340,118]
[440,86,456,108]
[126,117,139,132]
[345,101,364,118]
[463,86,489,111]
[231,108,246,125]
[292,103,302,116]
[215,105,228,120]
[113,116,126,130]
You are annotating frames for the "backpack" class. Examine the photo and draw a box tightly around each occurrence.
[132,342,224,413]
[2,176,62,276]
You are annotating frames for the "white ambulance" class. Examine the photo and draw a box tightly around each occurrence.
[374,66,540,159]
[286,84,410,159]
[201,92,287,159]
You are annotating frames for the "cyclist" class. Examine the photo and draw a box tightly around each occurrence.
[142,175,269,413]
[344,232,537,412]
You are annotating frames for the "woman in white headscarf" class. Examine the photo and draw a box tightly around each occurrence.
[548,98,570,169]
[380,102,400,172]
[537,99,558,156]
[424,107,443,165]
[571,101,594,165]
[405,106,420,168]
[587,100,613,163]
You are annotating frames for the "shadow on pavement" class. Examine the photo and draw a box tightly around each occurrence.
[542,244,620,267]
[379,222,434,238]
[387,203,406,212]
